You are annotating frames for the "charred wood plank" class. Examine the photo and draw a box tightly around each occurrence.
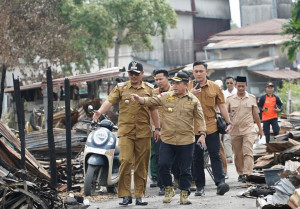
[0,64,6,119]
[0,121,50,180]
[65,78,72,191]
[47,67,57,189]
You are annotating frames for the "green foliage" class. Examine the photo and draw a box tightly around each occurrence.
[60,0,114,73]
[282,1,300,62]
[101,0,177,65]
[1,0,177,74]
[277,80,300,113]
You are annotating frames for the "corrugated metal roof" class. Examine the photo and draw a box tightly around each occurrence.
[251,70,300,79]
[214,19,288,36]
[5,67,120,93]
[182,57,276,71]
[205,35,290,49]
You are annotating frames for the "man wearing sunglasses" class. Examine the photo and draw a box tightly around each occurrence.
[93,61,160,206]
[222,76,237,165]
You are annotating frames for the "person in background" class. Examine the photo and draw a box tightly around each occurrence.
[93,61,160,206]
[214,79,228,180]
[258,82,283,143]
[223,76,237,164]
[226,76,263,182]
[149,69,173,196]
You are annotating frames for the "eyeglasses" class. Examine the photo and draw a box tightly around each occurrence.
[226,82,233,84]
[128,71,140,76]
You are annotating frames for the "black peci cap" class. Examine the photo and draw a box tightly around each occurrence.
[128,61,143,73]
[171,70,189,83]
[236,76,247,82]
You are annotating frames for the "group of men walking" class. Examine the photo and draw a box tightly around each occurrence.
[93,60,283,205]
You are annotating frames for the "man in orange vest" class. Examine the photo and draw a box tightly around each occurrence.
[258,82,283,143]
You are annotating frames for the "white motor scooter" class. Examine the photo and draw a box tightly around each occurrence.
[83,105,119,196]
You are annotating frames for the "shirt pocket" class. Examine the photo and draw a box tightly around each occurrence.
[204,92,216,118]
[230,105,239,118]
[183,104,194,118]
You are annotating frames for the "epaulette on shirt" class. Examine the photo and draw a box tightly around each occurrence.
[249,93,256,98]
[117,82,125,87]
[145,82,154,88]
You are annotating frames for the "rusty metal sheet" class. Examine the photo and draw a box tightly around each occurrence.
[4,67,120,93]
[251,70,300,79]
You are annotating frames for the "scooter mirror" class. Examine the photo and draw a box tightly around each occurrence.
[88,105,94,113]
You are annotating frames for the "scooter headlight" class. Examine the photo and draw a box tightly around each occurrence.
[93,129,108,145]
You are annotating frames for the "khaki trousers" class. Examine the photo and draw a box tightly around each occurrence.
[118,136,151,198]
[223,133,233,160]
[219,137,227,173]
[231,134,256,175]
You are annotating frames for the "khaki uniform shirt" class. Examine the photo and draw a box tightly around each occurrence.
[188,80,225,135]
[226,92,259,136]
[153,85,173,128]
[108,81,155,138]
[144,91,206,145]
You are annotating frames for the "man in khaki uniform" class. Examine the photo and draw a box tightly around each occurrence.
[93,61,160,206]
[188,61,232,196]
[150,69,173,196]
[131,70,206,205]
[226,76,263,182]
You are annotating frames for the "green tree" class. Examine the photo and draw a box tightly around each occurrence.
[277,80,300,114]
[0,0,114,75]
[61,0,114,72]
[282,1,300,62]
[102,0,177,67]
[0,0,70,69]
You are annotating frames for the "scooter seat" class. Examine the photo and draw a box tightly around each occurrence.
[114,145,120,155]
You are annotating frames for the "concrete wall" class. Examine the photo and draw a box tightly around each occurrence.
[168,0,192,11]
[209,67,275,96]
[240,0,293,26]
[135,12,194,67]
[195,0,231,19]
[208,44,292,69]
[105,45,133,69]
[209,47,270,60]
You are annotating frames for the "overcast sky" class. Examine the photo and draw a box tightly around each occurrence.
[229,0,241,27]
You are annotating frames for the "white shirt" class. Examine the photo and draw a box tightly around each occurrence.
[224,87,237,99]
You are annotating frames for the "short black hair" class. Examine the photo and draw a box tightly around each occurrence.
[225,76,235,81]
[193,61,207,69]
[153,69,169,77]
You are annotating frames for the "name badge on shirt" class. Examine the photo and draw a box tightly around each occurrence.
[167,95,175,100]
[185,101,194,105]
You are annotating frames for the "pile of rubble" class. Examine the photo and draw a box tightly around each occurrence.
[239,113,300,209]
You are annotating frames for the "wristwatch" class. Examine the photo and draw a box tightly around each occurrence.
[226,122,232,126]
[199,132,206,137]
[155,127,161,131]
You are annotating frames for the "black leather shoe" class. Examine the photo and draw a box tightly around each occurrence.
[158,187,165,196]
[195,187,205,196]
[238,175,243,182]
[242,174,248,183]
[119,196,132,206]
[136,197,148,206]
[216,182,230,195]
[150,178,158,187]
